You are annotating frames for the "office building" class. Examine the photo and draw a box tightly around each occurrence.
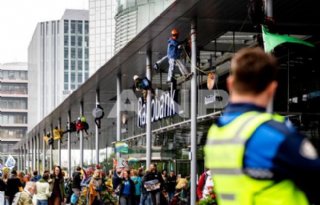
[28,10,89,130]
[0,62,28,157]
[89,0,117,75]
[114,0,174,52]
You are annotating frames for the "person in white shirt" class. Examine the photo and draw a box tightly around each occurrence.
[35,171,51,205]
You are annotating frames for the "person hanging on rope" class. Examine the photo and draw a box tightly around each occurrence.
[133,75,154,101]
[153,28,193,82]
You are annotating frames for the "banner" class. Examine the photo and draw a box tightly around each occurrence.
[117,158,128,168]
[262,25,314,53]
[5,155,16,169]
[115,142,129,154]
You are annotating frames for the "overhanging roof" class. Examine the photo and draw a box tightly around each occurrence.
[17,0,320,148]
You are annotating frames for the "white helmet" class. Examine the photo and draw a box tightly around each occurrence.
[133,75,139,81]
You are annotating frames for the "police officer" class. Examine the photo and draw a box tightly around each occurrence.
[204,47,320,205]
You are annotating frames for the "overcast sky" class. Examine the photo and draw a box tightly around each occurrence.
[0,0,88,64]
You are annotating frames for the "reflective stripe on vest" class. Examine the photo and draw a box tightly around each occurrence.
[204,111,309,205]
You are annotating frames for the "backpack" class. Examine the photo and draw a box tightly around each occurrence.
[12,192,22,205]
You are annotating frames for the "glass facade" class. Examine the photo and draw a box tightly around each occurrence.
[114,0,174,52]
[63,19,89,93]
[89,0,117,75]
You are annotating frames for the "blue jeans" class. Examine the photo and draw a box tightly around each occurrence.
[139,192,151,205]
[37,199,48,205]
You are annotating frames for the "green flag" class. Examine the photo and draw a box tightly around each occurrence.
[262,25,314,53]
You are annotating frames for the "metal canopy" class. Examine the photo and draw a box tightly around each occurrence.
[17,0,320,148]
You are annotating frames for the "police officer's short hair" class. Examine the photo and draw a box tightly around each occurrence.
[230,47,278,94]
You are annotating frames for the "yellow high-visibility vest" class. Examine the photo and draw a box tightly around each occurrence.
[204,111,309,205]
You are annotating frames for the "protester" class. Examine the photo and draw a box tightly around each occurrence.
[196,169,214,201]
[13,181,37,205]
[130,169,142,205]
[88,169,103,205]
[31,171,41,182]
[35,170,51,205]
[7,170,23,204]
[49,166,66,205]
[166,171,176,202]
[142,164,164,205]
[119,170,135,205]
[153,28,192,82]
[72,166,82,197]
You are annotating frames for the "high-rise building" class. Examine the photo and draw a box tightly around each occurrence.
[89,0,117,75]
[28,10,89,130]
[0,62,28,155]
[114,0,174,52]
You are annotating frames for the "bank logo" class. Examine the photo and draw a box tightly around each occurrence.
[107,89,229,126]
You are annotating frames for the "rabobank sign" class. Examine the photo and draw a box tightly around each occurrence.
[137,89,177,127]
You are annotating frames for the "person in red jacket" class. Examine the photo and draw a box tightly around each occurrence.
[197,169,214,200]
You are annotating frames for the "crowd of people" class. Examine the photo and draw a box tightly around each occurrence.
[0,163,216,205]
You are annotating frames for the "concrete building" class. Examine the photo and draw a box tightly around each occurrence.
[28,10,89,130]
[89,0,117,75]
[114,0,174,52]
[0,62,28,157]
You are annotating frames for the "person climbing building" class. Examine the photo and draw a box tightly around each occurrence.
[154,28,192,82]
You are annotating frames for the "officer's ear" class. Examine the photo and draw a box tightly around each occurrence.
[266,81,278,98]
[226,75,234,93]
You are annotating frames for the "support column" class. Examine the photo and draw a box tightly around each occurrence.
[116,75,121,159]
[58,119,62,166]
[146,51,152,168]
[67,111,72,174]
[42,130,46,172]
[33,136,36,171]
[80,102,84,168]
[95,90,100,165]
[190,19,198,205]
[24,144,27,172]
[18,148,21,171]
[50,126,53,171]
[37,133,41,172]
[31,137,34,171]
[27,141,30,173]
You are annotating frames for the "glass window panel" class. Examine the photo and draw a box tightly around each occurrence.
[85,36,89,47]
[85,61,89,71]
[77,21,83,34]
[64,72,69,83]
[71,60,76,70]
[71,20,76,33]
[71,48,76,59]
[64,47,68,59]
[85,21,89,34]
[78,60,83,71]
[64,20,68,34]
[85,49,89,59]
[71,36,76,46]
[64,60,69,70]
[71,72,76,83]
[78,36,82,47]
[64,35,68,46]
[78,48,83,58]
[78,73,83,83]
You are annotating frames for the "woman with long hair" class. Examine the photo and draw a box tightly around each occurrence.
[36,170,51,205]
[119,169,135,205]
[49,166,66,205]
